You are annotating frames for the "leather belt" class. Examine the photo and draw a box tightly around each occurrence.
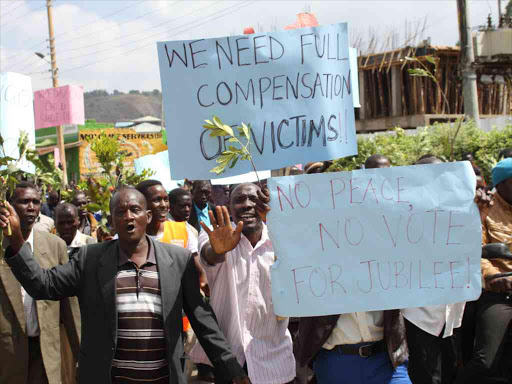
[326,340,386,358]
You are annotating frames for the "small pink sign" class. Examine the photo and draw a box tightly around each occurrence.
[33,85,85,129]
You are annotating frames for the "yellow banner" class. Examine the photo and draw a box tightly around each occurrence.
[78,129,167,177]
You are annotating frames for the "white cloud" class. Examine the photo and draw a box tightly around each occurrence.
[0,0,500,93]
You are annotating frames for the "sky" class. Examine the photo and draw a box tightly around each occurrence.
[0,0,502,92]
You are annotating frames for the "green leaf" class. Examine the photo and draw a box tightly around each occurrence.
[211,164,227,174]
[407,68,431,77]
[227,137,238,143]
[229,156,239,169]
[203,123,217,130]
[209,130,228,138]
[221,124,234,137]
[213,116,224,129]
[425,56,436,65]
[241,123,250,139]
[87,203,101,212]
[6,164,19,175]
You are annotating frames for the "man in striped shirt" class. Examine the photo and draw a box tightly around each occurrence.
[191,183,296,384]
[1,187,250,384]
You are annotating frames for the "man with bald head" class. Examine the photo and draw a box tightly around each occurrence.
[365,154,391,169]
[191,183,296,384]
[71,190,97,238]
[0,187,248,384]
[55,203,96,254]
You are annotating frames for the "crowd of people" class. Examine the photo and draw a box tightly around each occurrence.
[0,148,511,384]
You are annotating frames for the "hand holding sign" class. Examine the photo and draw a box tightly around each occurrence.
[256,187,271,223]
[201,206,244,257]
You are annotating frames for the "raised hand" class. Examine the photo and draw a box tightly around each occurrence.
[200,206,243,256]
[474,188,494,222]
[0,201,24,253]
[489,276,512,294]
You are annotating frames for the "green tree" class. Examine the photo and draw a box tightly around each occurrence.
[505,0,512,19]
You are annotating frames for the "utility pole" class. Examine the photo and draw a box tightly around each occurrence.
[456,0,480,128]
[498,0,502,23]
[46,0,68,186]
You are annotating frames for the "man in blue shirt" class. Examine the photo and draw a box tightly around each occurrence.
[189,180,217,233]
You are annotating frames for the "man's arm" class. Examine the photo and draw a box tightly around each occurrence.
[181,252,248,383]
[6,243,83,300]
[0,202,83,300]
[57,240,81,360]
[480,216,502,289]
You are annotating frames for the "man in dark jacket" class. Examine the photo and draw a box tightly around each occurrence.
[189,180,217,233]
[0,186,248,384]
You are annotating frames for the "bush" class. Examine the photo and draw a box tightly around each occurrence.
[329,122,512,184]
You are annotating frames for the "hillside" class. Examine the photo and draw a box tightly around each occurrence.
[84,93,162,123]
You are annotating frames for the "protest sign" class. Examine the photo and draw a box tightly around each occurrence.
[349,48,360,108]
[157,22,357,180]
[78,129,167,179]
[211,170,272,185]
[0,72,36,173]
[34,85,85,129]
[267,162,482,317]
[134,151,182,191]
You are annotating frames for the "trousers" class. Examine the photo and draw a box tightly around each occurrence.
[404,319,458,384]
[456,291,512,384]
[312,346,411,384]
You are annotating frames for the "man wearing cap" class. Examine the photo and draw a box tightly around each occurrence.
[457,158,512,383]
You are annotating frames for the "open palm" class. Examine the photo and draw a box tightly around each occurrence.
[200,206,243,255]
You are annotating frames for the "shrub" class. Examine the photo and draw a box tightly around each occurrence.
[329,122,512,184]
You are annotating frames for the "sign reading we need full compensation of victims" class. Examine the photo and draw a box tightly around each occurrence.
[157,23,357,180]
[267,162,482,317]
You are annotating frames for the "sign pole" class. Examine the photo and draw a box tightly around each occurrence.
[46,0,68,187]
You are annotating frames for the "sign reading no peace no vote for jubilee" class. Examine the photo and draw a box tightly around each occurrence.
[157,23,357,180]
[267,162,482,317]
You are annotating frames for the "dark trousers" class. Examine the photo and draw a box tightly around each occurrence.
[456,291,512,384]
[313,348,410,384]
[404,319,458,384]
[27,336,49,384]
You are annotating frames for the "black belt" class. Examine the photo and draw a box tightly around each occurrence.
[326,340,386,358]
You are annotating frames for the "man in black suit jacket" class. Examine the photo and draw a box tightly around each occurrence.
[0,187,248,384]
[188,180,217,233]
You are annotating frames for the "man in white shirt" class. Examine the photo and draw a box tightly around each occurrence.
[55,203,96,254]
[402,304,465,383]
[191,183,296,384]
[400,155,466,384]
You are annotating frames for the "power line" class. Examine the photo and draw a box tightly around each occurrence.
[1,3,46,29]
[54,0,145,42]
[18,55,46,73]
[2,1,143,70]
[59,1,256,74]
[0,1,26,18]
[57,1,180,48]
[2,40,48,69]
[58,1,224,57]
